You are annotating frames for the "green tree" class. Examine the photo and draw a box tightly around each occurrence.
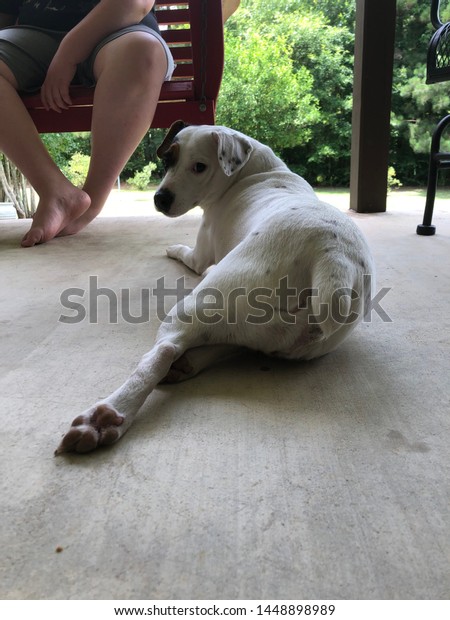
[121,129,166,180]
[280,12,354,184]
[0,154,36,218]
[127,162,157,191]
[390,1,434,184]
[219,0,355,184]
[238,0,355,29]
[63,152,91,187]
[216,25,319,152]
[390,0,450,184]
[2,0,445,196]
[41,132,90,170]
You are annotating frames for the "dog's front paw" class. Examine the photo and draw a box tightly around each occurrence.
[166,244,191,261]
[55,404,124,455]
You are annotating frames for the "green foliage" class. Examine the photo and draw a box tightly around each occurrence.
[234,0,355,29]
[127,162,157,191]
[388,166,402,192]
[280,12,355,185]
[62,152,90,187]
[41,132,90,169]
[22,0,447,188]
[216,25,319,152]
[121,129,166,179]
[389,0,450,185]
[224,0,448,186]
[219,0,355,184]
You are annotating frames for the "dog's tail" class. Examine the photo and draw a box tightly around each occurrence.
[309,255,365,341]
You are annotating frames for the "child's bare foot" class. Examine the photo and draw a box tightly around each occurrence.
[57,202,103,238]
[21,187,91,247]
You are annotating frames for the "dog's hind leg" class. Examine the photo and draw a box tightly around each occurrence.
[161,344,242,383]
[55,340,181,455]
[55,288,239,454]
[56,264,253,455]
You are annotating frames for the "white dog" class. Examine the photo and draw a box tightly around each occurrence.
[56,122,374,454]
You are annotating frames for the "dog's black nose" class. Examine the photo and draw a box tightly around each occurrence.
[154,188,175,214]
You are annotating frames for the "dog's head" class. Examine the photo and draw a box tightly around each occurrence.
[154,121,254,217]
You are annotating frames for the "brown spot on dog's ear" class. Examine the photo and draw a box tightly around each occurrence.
[157,120,188,158]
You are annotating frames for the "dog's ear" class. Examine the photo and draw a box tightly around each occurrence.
[212,129,253,176]
[157,120,188,157]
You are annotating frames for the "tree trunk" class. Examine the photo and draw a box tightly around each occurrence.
[0,154,36,218]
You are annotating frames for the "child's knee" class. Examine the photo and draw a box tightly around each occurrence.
[124,33,167,76]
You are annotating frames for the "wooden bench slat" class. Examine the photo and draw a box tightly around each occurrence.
[23,80,196,110]
[154,8,190,25]
[162,29,192,45]
[172,64,194,78]
[170,46,193,62]
[154,0,190,5]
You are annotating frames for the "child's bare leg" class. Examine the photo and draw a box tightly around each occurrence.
[0,61,90,247]
[58,32,167,237]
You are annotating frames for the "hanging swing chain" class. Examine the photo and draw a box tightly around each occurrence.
[199,0,208,112]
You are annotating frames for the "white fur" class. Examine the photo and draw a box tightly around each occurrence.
[56,125,375,454]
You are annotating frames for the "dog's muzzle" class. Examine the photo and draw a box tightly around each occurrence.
[154,188,175,214]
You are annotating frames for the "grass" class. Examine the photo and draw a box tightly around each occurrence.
[100,185,450,218]
[316,186,450,214]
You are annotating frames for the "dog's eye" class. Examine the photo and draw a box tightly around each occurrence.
[193,162,207,174]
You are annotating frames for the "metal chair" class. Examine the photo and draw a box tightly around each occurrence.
[417,0,450,235]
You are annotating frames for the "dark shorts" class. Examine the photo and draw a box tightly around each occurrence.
[0,24,175,93]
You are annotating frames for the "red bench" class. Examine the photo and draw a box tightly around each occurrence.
[21,0,224,133]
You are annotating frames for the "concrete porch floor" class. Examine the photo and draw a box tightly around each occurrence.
[0,193,449,600]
